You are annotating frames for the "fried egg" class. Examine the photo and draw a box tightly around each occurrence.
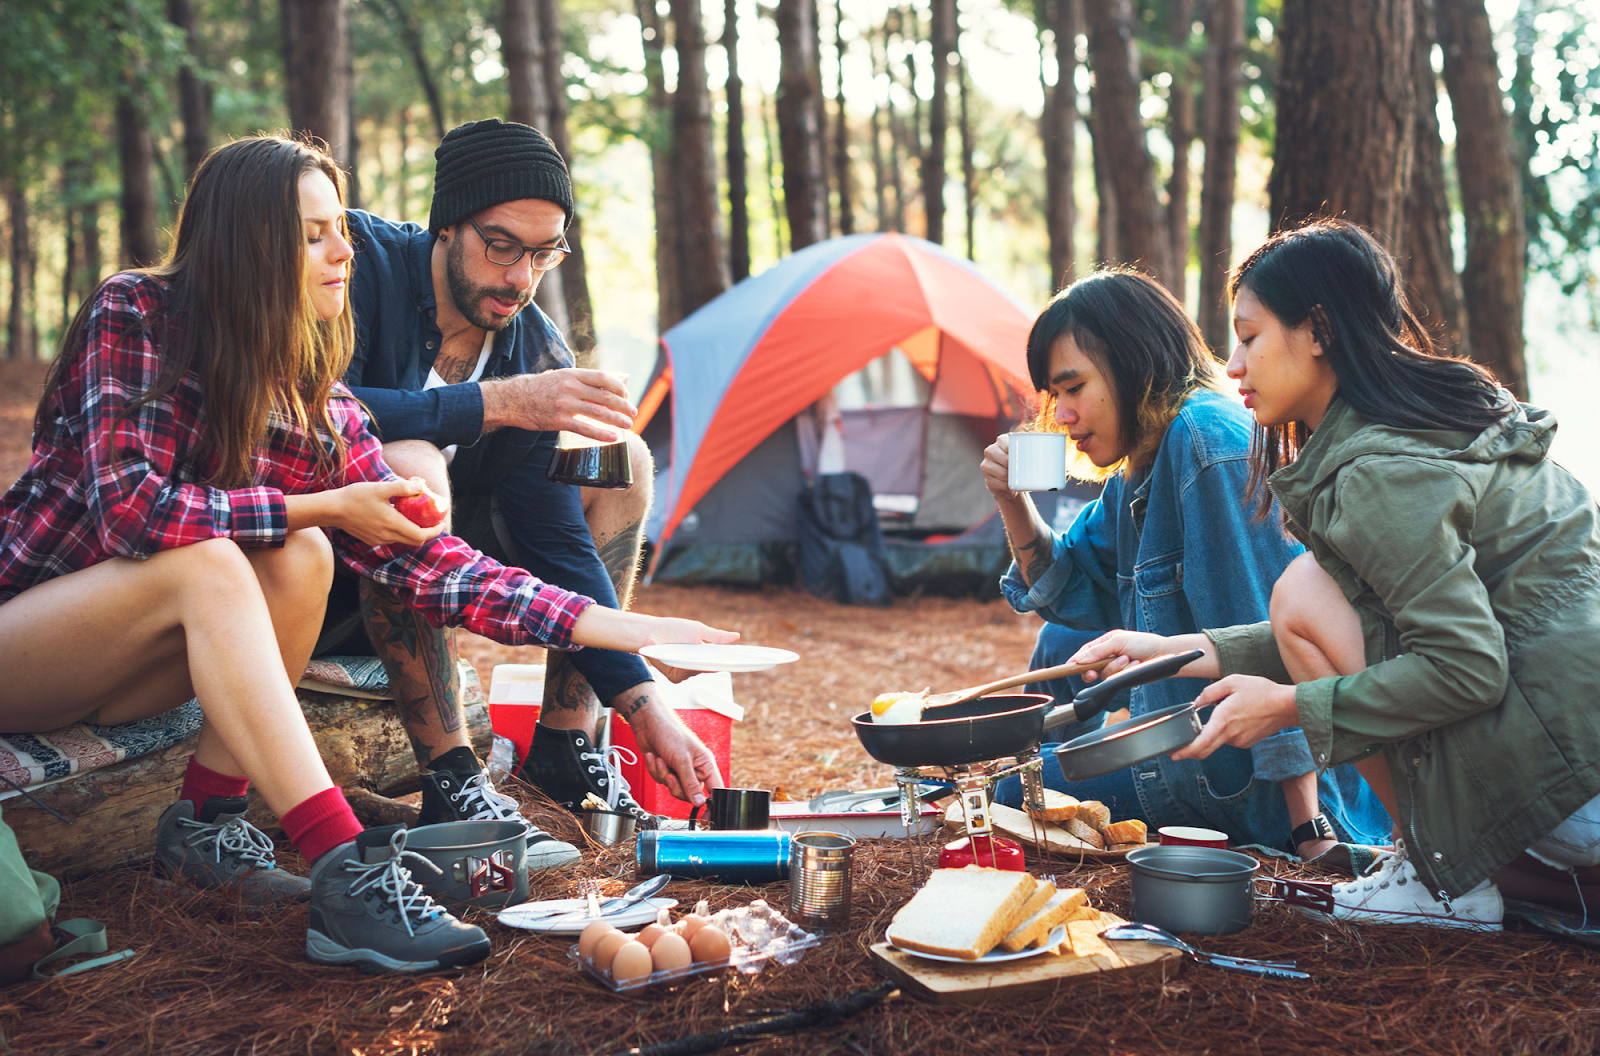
[870,690,928,724]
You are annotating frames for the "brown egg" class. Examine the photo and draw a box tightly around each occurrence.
[579,921,619,961]
[592,929,632,972]
[650,931,693,973]
[689,923,732,964]
[677,912,708,941]
[610,940,655,986]
[636,922,669,948]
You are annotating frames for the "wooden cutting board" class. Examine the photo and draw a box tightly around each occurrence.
[942,800,1152,861]
[869,911,1183,1005]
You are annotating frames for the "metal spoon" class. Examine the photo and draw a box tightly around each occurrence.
[1100,922,1310,979]
[522,874,673,924]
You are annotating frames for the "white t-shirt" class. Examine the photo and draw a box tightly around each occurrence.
[423,331,495,462]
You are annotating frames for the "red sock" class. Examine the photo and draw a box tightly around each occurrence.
[179,757,250,811]
[281,787,364,866]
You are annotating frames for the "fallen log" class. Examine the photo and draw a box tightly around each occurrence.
[7,665,490,880]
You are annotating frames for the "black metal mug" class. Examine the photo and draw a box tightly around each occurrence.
[689,786,771,830]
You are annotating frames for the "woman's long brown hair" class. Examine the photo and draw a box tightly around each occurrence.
[39,134,355,488]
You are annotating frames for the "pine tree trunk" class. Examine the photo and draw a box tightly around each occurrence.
[535,0,594,359]
[725,0,751,281]
[378,0,446,139]
[280,0,351,166]
[1268,0,1414,253]
[1166,0,1194,294]
[1403,0,1469,358]
[761,88,787,255]
[1088,104,1117,265]
[1040,0,1078,289]
[116,92,161,268]
[1084,0,1168,284]
[502,0,571,340]
[957,19,975,260]
[1198,0,1243,353]
[776,0,829,249]
[670,0,730,316]
[869,25,890,232]
[637,0,683,330]
[925,0,953,245]
[5,179,35,362]
[345,43,360,209]
[900,4,923,235]
[1437,0,1526,398]
[167,0,212,179]
[883,14,907,234]
[81,197,102,294]
[832,0,854,237]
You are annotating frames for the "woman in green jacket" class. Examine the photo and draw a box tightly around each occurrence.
[1071,220,1600,930]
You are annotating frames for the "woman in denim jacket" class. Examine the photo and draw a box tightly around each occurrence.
[983,271,1389,861]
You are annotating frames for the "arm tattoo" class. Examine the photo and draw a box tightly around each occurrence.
[594,516,645,602]
[616,686,653,721]
[1013,535,1051,586]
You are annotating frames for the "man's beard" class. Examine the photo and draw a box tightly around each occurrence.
[446,234,532,330]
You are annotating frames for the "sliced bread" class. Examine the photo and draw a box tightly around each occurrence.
[998,886,1089,952]
[885,867,1038,960]
[1103,818,1147,846]
[1064,817,1106,849]
[1075,800,1112,830]
[1023,789,1081,823]
[1012,879,1059,925]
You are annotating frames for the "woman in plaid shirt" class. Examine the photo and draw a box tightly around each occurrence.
[0,135,735,974]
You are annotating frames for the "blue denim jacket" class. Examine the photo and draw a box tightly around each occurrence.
[343,209,651,699]
[999,390,1390,848]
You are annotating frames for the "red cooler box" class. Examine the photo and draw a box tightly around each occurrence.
[609,671,742,820]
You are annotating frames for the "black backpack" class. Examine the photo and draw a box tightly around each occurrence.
[797,472,892,606]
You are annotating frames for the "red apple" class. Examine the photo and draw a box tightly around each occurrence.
[392,476,448,528]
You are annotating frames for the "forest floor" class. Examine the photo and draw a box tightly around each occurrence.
[1,359,1598,1055]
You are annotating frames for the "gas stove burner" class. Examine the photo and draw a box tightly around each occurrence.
[891,752,1045,845]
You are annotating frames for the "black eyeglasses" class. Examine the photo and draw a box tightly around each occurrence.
[466,216,570,271]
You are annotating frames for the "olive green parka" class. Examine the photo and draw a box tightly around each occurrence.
[1208,396,1600,897]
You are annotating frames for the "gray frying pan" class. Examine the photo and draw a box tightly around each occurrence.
[1053,650,1209,780]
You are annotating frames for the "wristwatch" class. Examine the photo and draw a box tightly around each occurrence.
[1292,813,1336,846]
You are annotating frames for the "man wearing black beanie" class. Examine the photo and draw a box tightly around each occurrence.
[317,119,724,849]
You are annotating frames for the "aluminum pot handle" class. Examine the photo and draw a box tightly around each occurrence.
[1042,649,1206,731]
[1254,876,1335,914]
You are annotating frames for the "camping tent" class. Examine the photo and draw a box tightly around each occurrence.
[636,232,1089,592]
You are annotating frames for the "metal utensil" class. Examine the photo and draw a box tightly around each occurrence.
[520,873,672,924]
[1101,922,1309,979]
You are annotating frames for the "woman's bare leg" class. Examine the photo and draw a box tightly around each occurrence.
[1270,552,1400,846]
[0,532,337,817]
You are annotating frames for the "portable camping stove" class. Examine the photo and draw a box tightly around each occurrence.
[892,751,1047,864]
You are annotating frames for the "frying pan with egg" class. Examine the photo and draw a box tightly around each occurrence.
[851,649,1204,769]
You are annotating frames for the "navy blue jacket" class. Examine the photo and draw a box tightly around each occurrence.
[344,209,650,699]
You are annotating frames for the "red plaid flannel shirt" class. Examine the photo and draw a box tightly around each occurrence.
[0,272,592,649]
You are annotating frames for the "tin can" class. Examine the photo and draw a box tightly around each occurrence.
[788,831,855,931]
[636,830,791,884]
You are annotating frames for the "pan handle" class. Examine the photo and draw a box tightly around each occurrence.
[1041,649,1205,732]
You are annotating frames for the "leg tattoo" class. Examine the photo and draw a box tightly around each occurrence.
[359,577,465,768]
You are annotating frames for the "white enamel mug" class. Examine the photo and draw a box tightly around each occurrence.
[1006,431,1069,492]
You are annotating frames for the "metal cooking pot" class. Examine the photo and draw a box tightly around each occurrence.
[850,650,1203,770]
[1125,845,1337,935]
[1055,701,1204,781]
[1127,845,1260,935]
[403,820,529,910]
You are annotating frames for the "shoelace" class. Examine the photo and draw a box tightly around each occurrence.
[343,835,447,938]
[1350,838,1412,893]
[579,744,643,811]
[450,771,525,824]
[180,815,278,870]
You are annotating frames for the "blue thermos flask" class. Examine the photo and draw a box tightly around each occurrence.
[637,830,792,884]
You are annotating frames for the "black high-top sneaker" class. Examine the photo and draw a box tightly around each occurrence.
[514,723,655,824]
[417,746,581,869]
[306,825,491,974]
[153,797,311,905]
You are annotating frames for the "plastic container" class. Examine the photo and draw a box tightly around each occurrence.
[611,671,742,819]
[937,834,1026,871]
[487,663,545,766]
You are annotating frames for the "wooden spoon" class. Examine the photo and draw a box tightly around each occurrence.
[880,659,1112,714]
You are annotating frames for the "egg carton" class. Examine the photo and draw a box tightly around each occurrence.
[568,913,821,993]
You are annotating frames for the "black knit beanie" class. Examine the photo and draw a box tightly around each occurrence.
[428,118,574,233]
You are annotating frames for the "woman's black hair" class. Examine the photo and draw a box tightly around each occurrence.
[1025,268,1223,479]
[1230,219,1513,514]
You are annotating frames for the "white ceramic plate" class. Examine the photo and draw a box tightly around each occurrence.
[497,896,679,935]
[640,644,800,673]
[887,924,1068,964]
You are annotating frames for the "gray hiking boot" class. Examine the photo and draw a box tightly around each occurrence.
[153,797,311,905]
[306,825,491,974]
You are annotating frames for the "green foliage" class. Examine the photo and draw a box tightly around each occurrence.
[1508,0,1600,296]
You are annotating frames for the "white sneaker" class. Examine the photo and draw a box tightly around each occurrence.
[1327,839,1503,930]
